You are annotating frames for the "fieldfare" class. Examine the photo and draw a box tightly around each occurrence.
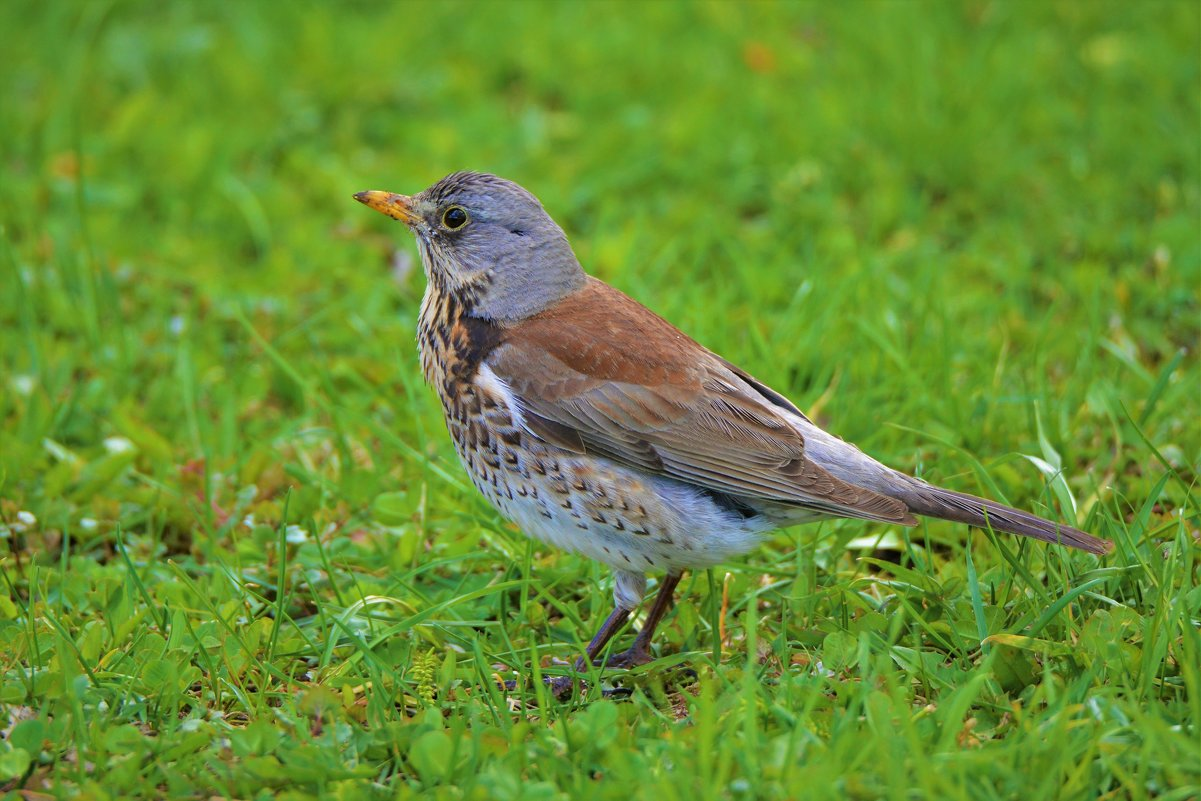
[354,172,1111,686]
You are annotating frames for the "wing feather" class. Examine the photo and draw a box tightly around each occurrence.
[490,279,916,526]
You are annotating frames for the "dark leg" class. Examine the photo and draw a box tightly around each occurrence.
[526,574,684,698]
[603,572,683,669]
[535,606,632,698]
[573,605,632,670]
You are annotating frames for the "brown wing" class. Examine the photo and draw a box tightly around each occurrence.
[489,278,916,525]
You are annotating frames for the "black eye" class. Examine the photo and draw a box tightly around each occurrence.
[442,206,468,229]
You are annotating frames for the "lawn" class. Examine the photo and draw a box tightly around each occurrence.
[1,1,1198,799]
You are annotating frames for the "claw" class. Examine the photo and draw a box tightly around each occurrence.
[599,645,653,670]
[498,674,579,699]
[497,672,639,701]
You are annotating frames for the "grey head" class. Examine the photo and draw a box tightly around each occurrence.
[354,172,586,322]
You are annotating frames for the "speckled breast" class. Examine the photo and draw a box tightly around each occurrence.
[415,284,772,576]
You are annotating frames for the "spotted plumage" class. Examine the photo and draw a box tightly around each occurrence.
[354,172,1111,681]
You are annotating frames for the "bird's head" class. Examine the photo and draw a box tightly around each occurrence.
[355,172,585,322]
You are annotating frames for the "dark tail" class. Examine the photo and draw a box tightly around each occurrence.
[894,479,1112,555]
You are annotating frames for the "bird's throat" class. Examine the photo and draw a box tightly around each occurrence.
[417,282,506,400]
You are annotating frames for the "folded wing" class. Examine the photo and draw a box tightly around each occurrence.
[488,279,916,526]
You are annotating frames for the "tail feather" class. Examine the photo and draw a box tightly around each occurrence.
[896,480,1112,555]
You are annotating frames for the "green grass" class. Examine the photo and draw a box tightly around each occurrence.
[1,1,1198,798]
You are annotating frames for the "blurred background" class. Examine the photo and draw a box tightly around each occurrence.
[3,0,1195,521]
[0,2,1197,796]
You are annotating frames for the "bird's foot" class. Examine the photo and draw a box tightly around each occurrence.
[496,645,685,700]
[500,674,632,700]
[598,644,654,670]
[544,675,579,698]
[500,675,575,697]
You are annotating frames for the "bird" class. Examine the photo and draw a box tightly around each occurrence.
[353,171,1112,687]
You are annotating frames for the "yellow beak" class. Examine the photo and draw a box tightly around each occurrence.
[353,190,419,224]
